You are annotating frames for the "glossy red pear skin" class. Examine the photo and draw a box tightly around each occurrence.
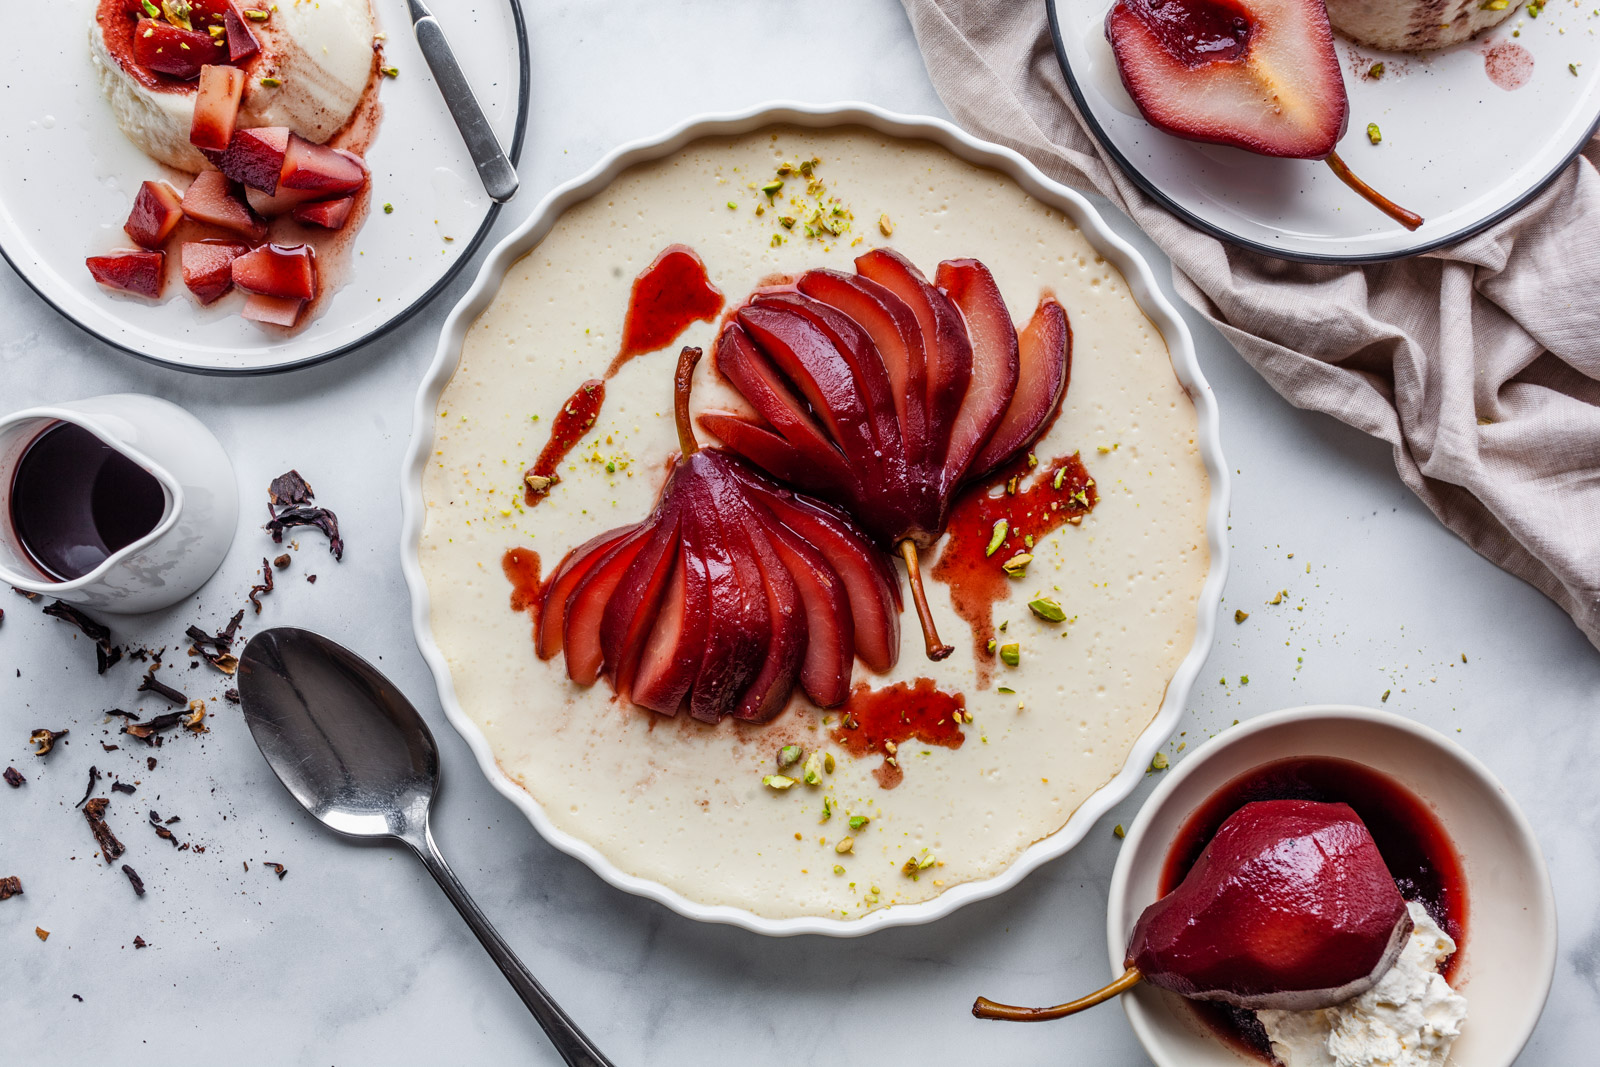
[131,19,217,80]
[190,64,246,152]
[1127,799,1413,1010]
[124,180,184,249]
[231,243,317,301]
[181,239,250,304]
[540,446,899,723]
[970,298,1071,477]
[181,169,266,241]
[1106,0,1349,159]
[86,250,165,298]
[935,259,1019,481]
[221,3,261,61]
[240,293,305,326]
[291,196,356,230]
[204,127,291,194]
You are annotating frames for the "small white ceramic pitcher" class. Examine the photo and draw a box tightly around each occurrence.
[0,394,238,614]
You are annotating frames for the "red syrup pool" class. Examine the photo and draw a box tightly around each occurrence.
[1157,755,1468,1062]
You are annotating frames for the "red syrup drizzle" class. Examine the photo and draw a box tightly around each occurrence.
[931,452,1096,686]
[519,246,723,510]
[607,245,725,377]
[1158,756,1469,1063]
[521,380,605,506]
[830,678,966,789]
[501,547,542,614]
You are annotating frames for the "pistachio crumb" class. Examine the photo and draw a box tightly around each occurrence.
[762,774,796,791]
[777,744,802,769]
[835,837,854,854]
[984,519,1008,557]
[878,213,893,236]
[1113,824,1126,838]
[1366,123,1382,145]
[1149,752,1169,772]
[998,643,1020,667]
[1234,609,1249,624]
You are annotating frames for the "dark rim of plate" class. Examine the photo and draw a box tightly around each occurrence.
[1046,0,1600,265]
[0,0,534,377]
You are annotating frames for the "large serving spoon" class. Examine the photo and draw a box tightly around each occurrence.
[237,627,612,1067]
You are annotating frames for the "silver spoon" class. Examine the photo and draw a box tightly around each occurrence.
[237,627,613,1067]
[406,0,520,203]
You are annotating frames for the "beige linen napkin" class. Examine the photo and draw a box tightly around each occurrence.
[900,0,1600,652]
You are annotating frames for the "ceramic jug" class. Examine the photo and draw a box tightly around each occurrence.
[0,394,238,614]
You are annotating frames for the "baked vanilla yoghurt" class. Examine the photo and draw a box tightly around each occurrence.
[419,125,1211,920]
[1324,0,1519,52]
[1258,902,1469,1067]
[89,0,377,172]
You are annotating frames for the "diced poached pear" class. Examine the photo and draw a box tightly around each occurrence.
[221,3,262,62]
[279,137,368,195]
[86,250,165,299]
[202,127,291,194]
[130,19,224,81]
[181,239,250,305]
[291,196,357,230]
[231,243,317,301]
[241,293,307,327]
[189,65,247,153]
[123,180,184,250]
[181,170,266,241]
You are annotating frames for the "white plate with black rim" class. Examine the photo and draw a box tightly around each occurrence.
[0,0,529,375]
[1048,0,1600,262]
[399,101,1232,937]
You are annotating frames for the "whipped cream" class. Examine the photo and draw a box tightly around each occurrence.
[90,0,376,172]
[1258,902,1468,1067]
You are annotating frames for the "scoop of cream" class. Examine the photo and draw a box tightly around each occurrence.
[1257,902,1467,1067]
[89,0,376,173]
[1323,0,1518,52]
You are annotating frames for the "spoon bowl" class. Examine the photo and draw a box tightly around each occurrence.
[237,627,613,1067]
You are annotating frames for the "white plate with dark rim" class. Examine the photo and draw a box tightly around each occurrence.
[398,101,1231,936]
[1108,706,1556,1066]
[1048,1,1600,263]
[0,0,529,375]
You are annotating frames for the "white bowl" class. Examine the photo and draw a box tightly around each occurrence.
[1107,705,1556,1066]
[399,101,1230,936]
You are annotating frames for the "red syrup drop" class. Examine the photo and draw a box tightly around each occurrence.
[607,244,725,377]
[501,547,542,614]
[1159,755,1469,1063]
[830,678,966,789]
[931,452,1096,686]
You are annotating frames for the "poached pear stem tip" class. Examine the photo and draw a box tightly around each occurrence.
[1323,152,1424,231]
[898,539,954,661]
[972,966,1143,1022]
[674,346,702,457]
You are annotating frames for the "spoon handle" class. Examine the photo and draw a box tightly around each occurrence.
[413,823,615,1067]
[409,4,520,203]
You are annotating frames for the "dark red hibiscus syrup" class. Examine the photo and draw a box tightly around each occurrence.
[9,422,166,581]
[1158,755,1468,1062]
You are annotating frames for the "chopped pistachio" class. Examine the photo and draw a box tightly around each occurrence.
[779,216,795,229]
[1113,823,1126,838]
[985,638,997,654]
[1000,552,1032,578]
[1382,689,1392,703]
[835,837,854,854]
[901,857,920,876]
[525,473,559,496]
[260,77,282,88]
[878,213,894,237]
[823,752,835,774]
[762,774,796,790]
[918,855,936,870]
[833,864,846,875]
[1480,0,1509,8]
[802,750,823,785]
[777,744,803,769]
[1571,62,1582,76]
[381,66,400,78]
[243,7,271,20]
[985,519,1008,557]
[1149,752,1169,772]
[1239,675,1249,685]
[1028,597,1066,623]
[998,642,1020,667]
[1023,534,1034,548]
[848,815,870,831]
[998,620,1008,632]
[821,796,832,820]
[142,0,161,17]
[1368,62,1385,79]
[726,200,737,210]
[996,685,1015,694]
[382,202,394,214]
[760,180,784,196]
[1234,609,1249,624]
[1268,590,1285,605]
[1366,123,1382,145]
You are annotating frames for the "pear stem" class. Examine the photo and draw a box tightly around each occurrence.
[972,967,1143,1022]
[1324,152,1424,232]
[898,539,954,661]
[674,346,702,457]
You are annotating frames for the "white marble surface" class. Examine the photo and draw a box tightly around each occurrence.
[2,2,1596,1064]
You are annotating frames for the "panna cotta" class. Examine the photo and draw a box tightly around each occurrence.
[90,0,377,172]
[419,125,1212,920]
[1323,0,1520,52]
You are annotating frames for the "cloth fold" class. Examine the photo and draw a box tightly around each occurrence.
[900,0,1600,651]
